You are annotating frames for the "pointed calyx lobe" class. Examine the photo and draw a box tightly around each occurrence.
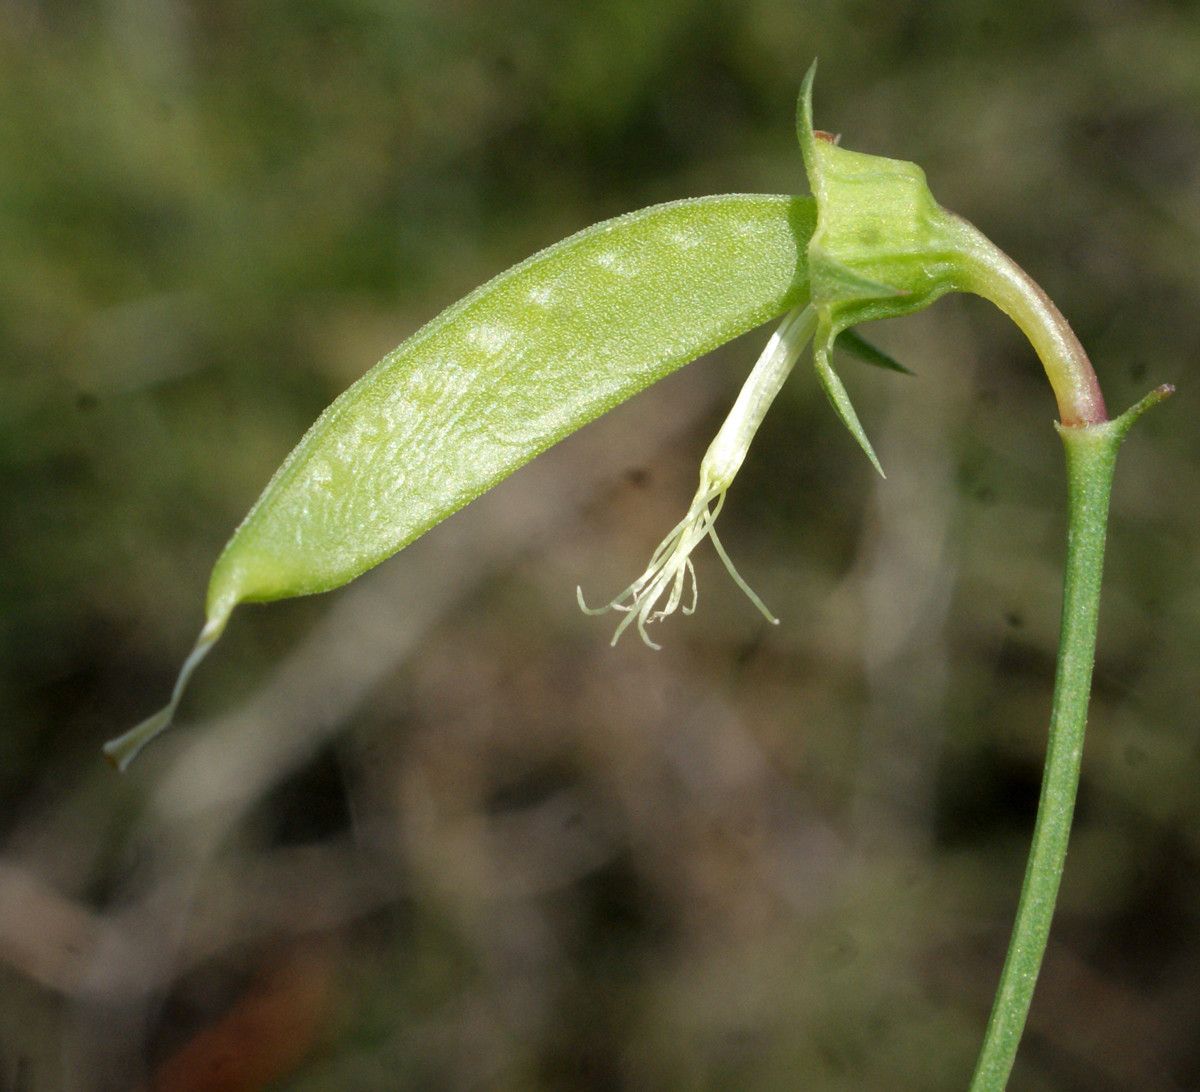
[797,62,1112,447]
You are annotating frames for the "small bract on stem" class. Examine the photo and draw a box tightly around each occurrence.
[577,304,817,647]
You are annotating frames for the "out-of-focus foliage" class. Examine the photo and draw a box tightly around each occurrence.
[1,2,1197,1089]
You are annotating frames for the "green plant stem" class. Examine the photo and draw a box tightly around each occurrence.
[967,424,1115,1090]
[969,388,1170,1090]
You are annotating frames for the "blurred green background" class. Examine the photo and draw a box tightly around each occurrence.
[2,2,1198,1089]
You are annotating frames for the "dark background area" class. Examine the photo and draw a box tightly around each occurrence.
[1,2,1198,1089]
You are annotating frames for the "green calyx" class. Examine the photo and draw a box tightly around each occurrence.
[799,64,963,323]
[797,62,970,474]
[795,61,1109,469]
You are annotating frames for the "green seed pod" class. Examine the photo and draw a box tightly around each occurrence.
[104,194,817,770]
